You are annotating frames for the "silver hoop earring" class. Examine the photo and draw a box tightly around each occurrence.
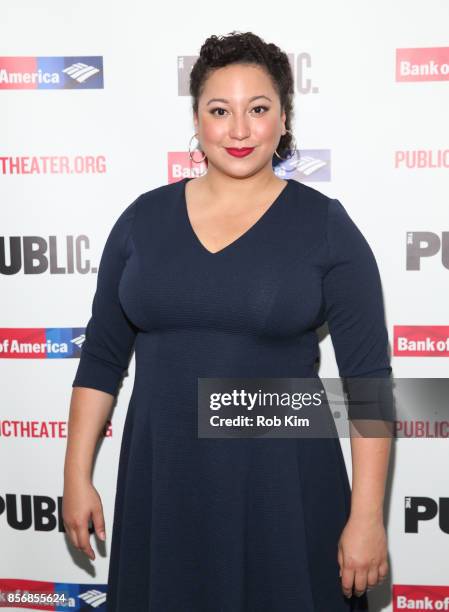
[274,129,298,161]
[189,133,207,163]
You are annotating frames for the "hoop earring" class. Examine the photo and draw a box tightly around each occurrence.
[274,129,298,161]
[189,133,207,163]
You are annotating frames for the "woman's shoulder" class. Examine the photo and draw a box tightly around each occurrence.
[126,179,184,221]
[138,178,184,204]
[284,178,346,234]
[288,178,356,227]
[106,181,181,238]
[287,177,337,211]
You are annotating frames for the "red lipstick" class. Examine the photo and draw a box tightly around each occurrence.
[225,147,254,158]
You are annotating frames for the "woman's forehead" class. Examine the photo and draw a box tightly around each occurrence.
[199,65,277,100]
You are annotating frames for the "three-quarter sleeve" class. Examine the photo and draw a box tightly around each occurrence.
[72,196,140,397]
[322,198,394,421]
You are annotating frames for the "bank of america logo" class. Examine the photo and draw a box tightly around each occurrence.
[71,333,85,348]
[78,588,107,607]
[0,56,104,89]
[275,149,331,182]
[63,62,100,83]
[296,155,327,176]
[0,327,86,358]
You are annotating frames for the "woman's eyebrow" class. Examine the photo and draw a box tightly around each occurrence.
[206,95,272,105]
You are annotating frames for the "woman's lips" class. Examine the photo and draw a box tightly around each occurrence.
[225,147,255,158]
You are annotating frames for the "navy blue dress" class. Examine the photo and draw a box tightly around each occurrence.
[72,177,392,612]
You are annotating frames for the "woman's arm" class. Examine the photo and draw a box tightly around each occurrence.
[337,429,391,598]
[64,387,114,481]
[349,425,391,521]
[62,387,115,561]
[322,197,393,598]
[63,195,141,560]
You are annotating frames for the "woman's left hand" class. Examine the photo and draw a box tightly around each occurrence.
[337,514,389,599]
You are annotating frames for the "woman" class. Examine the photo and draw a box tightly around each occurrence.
[63,31,392,611]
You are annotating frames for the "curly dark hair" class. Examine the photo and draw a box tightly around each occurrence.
[189,31,295,167]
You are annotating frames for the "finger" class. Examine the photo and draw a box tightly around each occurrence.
[341,567,355,598]
[367,566,379,589]
[92,507,106,541]
[337,548,343,578]
[66,525,79,549]
[76,525,95,561]
[353,569,368,597]
[378,560,389,580]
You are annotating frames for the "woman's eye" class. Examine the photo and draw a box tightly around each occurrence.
[210,108,227,116]
[252,105,269,114]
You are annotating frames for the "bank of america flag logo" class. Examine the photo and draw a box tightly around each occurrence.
[63,62,100,83]
[274,149,331,182]
[0,56,104,89]
[71,333,86,348]
[296,155,327,176]
[78,588,107,607]
[0,327,86,358]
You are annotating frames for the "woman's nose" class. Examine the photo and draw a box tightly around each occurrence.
[228,115,251,140]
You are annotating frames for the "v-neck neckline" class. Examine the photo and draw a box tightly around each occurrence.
[180,176,292,256]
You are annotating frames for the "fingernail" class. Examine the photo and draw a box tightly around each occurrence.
[99,531,106,541]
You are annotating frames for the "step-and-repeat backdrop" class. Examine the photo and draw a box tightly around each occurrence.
[1,2,448,610]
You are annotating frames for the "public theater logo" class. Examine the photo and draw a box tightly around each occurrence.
[406,231,449,270]
[393,326,449,357]
[394,149,449,169]
[405,496,449,534]
[0,417,112,439]
[0,234,97,275]
[0,578,107,609]
[167,149,331,183]
[0,56,104,89]
[0,154,107,175]
[396,47,449,82]
[0,328,85,358]
[177,52,319,96]
[393,585,449,611]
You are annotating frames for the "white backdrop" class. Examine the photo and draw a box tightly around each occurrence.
[1,1,448,610]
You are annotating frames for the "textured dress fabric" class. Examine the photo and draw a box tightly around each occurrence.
[72,177,392,612]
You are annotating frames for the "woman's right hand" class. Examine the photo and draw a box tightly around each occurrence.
[62,476,106,561]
